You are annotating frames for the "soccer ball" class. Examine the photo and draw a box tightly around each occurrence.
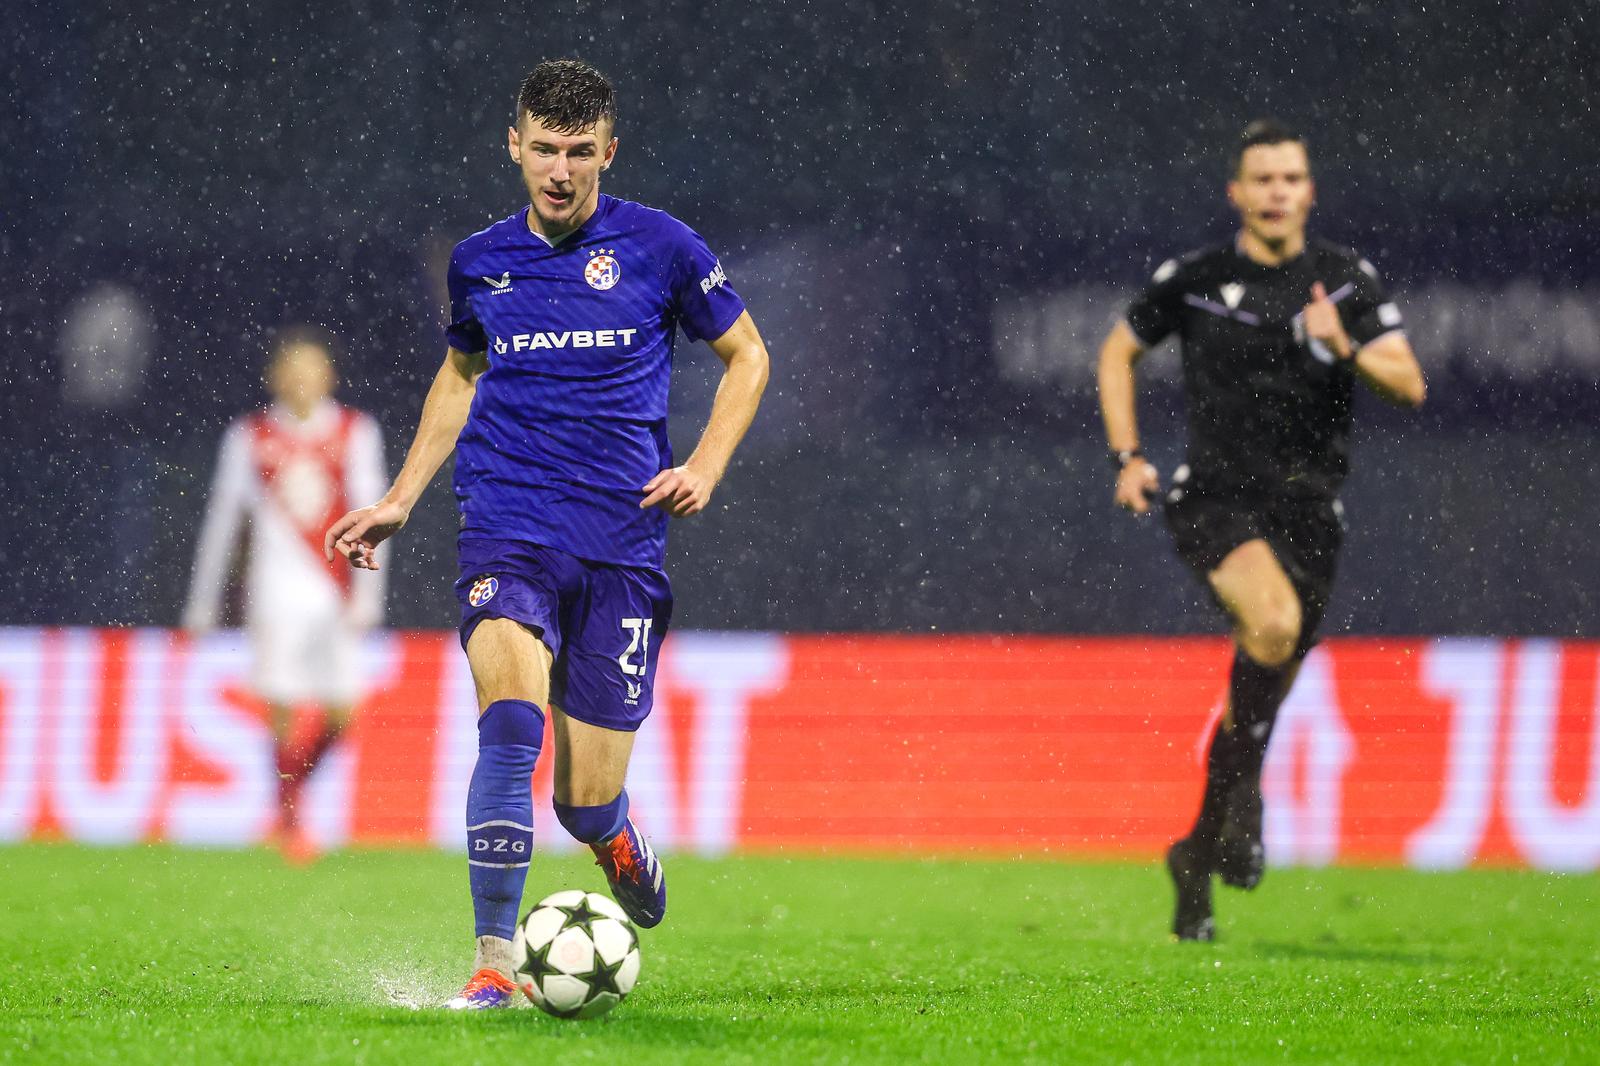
[513,890,641,1018]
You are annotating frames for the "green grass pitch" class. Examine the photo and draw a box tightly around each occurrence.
[1,844,1593,1064]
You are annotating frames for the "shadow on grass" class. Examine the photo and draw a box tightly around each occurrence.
[1251,940,1450,967]
[359,1005,835,1048]
[355,981,974,1047]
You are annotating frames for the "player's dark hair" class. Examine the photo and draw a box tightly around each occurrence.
[513,59,617,135]
[267,324,340,368]
[1232,119,1306,176]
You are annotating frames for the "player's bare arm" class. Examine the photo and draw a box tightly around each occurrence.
[640,310,769,518]
[324,345,488,568]
[1095,319,1161,514]
[1303,282,1425,407]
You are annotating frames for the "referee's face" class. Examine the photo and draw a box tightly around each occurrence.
[1228,141,1314,249]
[508,115,618,235]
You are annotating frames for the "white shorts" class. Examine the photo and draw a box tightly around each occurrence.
[249,611,364,707]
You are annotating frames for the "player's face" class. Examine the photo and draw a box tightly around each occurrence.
[1228,142,1314,247]
[268,344,335,413]
[508,116,617,234]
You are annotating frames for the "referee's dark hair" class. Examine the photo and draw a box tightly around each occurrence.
[513,59,618,136]
[1232,119,1306,176]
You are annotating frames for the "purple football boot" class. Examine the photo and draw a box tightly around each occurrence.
[592,819,666,928]
[444,968,518,1010]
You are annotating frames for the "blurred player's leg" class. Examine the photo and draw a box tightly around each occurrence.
[281,702,352,796]
[267,701,299,836]
[271,701,353,864]
[267,618,363,864]
[448,617,551,1009]
[548,709,665,928]
[257,621,311,845]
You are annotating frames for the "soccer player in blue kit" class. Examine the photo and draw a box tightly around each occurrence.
[324,59,769,1009]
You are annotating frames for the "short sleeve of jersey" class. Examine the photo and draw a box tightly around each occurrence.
[444,242,487,354]
[1125,257,1187,347]
[1344,257,1404,347]
[664,221,746,343]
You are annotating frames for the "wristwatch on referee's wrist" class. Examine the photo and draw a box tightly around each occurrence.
[1109,448,1144,471]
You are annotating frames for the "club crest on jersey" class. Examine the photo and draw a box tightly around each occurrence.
[585,249,621,291]
[468,576,499,607]
[1220,282,1245,309]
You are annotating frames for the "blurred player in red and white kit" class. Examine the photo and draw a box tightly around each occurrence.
[184,328,387,858]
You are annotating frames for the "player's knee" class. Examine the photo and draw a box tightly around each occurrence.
[553,790,630,844]
[323,703,356,730]
[1241,601,1301,667]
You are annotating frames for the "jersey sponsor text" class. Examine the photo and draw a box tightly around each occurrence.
[493,328,641,354]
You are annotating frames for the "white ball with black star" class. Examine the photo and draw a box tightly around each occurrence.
[512,889,641,1018]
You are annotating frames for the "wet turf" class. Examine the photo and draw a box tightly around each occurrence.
[2,845,1594,1064]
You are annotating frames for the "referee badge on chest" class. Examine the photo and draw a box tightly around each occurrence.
[584,248,622,291]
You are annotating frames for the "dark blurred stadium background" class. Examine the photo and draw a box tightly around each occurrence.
[5,1,1597,636]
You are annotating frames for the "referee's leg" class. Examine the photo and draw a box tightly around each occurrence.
[1199,540,1305,885]
[1208,539,1301,669]
[1168,538,1307,938]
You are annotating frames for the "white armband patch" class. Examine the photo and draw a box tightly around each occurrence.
[1377,302,1402,327]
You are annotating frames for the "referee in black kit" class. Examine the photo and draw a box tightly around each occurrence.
[1094,120,1426,941]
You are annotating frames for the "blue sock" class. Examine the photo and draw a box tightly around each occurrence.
[552,790,630,845]
[466,699,544,940]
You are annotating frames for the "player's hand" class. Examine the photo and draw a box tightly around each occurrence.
[324,499,410,570]
[640,465,715,517]
[1304,282,1353,360]
[1114,459,1160,515]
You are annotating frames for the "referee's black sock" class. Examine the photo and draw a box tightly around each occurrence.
[1187,649,1294,847]
[1189,723,1241,849]
[1226,648,1293,780]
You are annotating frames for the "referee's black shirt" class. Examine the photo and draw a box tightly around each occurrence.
[1125,237,1404,501]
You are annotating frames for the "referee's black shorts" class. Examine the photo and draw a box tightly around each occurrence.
[1162,467,1345,649]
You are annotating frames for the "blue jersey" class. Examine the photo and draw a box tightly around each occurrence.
[445,195,746,569]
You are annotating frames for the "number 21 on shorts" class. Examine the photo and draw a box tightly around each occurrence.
[618,618,653,704]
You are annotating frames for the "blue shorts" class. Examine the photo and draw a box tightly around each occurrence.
[456,537,673,732]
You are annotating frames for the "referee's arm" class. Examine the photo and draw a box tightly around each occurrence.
[1304,282,1424,407]
[1096,320,1160,514]
[1352,332,1426,408]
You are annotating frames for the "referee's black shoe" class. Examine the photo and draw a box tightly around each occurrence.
[1217,781,1265,891]
[1165,836,1216,942]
